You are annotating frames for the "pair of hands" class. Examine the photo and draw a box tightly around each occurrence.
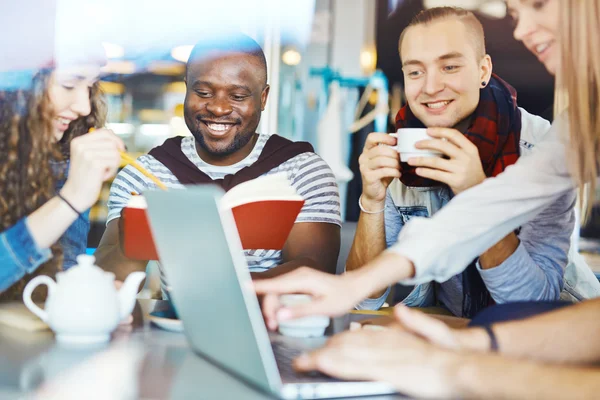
[60,128,124,212]
[292,305,486,399]
[359,127,486,210]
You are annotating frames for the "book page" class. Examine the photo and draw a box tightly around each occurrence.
[220,172,302,209]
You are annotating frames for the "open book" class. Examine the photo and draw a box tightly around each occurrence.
[121,173,305,260]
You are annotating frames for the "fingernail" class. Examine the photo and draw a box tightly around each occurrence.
[277,308,292,321]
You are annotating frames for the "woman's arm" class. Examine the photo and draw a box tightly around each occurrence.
[397,299,600,365]
[0,130,122,293]
[390,122,576,285]
[26,194,81,249]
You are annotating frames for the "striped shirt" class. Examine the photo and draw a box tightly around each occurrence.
[107,134,341,274]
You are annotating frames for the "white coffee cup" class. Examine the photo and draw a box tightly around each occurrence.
[394,128,443,162]
[277,294,330,338]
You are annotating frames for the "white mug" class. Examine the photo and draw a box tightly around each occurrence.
[394,128,443,161]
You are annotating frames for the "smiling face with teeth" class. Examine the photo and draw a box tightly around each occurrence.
[508,0,559,76]
[400,18,493,129]
[184,51,269,166]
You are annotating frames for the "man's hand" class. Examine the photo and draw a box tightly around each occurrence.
[407,127,486,195]
[358,133,401,210]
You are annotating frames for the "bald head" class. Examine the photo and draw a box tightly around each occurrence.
[186,33,267,85]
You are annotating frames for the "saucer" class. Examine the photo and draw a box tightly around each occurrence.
[149,309,184,333]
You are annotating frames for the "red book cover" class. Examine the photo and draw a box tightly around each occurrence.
[121,174,304,260]
[122,206,159,260]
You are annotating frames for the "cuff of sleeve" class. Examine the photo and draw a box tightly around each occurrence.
[386,244,432,286]
[477,241,528,284]
[354,286,391,311]
[4,218,52,274]
[105,206,124,226]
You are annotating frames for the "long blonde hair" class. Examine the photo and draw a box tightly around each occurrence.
[559,0,600,221]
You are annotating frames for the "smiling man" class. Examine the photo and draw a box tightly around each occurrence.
[94,34,341,295]
[345,7,594,317]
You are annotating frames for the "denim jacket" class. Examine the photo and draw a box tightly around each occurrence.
[53,160,90,270]
[356,108,600,312]
[0,161,90,293]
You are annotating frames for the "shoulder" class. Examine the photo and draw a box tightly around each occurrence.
[519,107,552,149]
[112,153,174,189]
[283,152,335,177]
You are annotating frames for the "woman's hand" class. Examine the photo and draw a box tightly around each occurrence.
[61,129,124,211]
[254,267,368,331]
[254,252,415,331]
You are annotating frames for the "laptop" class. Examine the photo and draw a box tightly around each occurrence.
[144,186,398,399]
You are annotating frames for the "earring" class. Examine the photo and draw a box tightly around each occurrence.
[481,81,487,87]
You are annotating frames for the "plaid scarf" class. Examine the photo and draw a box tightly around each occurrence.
[395,74,522,318]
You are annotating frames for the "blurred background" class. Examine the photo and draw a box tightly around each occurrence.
[3,0,580,250]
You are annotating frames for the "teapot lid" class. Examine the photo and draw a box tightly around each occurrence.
[62,254,111,281]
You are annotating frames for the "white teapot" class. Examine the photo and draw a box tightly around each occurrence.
[23,254,146,344]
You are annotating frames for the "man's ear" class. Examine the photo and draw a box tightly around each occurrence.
[261,84,270,111]
[480,54,493,88]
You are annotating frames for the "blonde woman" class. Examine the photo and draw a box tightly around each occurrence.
[253,0,600,397]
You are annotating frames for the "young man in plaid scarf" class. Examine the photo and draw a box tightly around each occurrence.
[346,7,599,318]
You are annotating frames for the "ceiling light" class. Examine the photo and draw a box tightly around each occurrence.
[171,45,194,63]
[360,47,377,75]
[100,61,136,75]
[282,48,302,66]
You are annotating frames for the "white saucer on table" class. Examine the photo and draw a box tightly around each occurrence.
[148,310,184,333]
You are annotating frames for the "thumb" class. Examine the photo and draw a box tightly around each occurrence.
[394,305,459,349]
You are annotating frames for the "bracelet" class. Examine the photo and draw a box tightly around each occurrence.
[483,325,499,352]
[57,192,86,223]
[358,195,385,214]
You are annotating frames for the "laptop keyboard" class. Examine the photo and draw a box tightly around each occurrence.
[271,340,338,383]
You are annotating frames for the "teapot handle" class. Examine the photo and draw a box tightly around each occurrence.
[23,276,56,322]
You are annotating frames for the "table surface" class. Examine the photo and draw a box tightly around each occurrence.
[0,300,408,400]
